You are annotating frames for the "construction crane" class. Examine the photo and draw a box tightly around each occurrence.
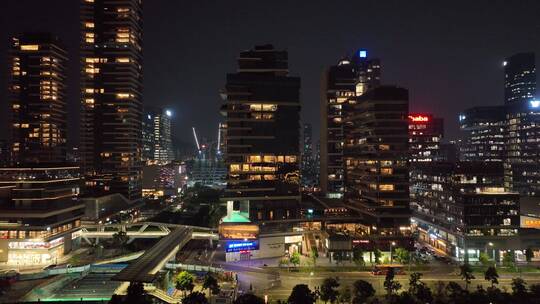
[192,127,201,155]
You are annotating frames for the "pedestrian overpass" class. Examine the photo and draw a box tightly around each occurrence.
[78,222,219,283]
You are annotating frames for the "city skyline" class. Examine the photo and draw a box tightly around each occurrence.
[2,0,540,147]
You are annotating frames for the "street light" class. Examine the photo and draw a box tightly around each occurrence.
[488,242,496,266]
[390,241,396,263]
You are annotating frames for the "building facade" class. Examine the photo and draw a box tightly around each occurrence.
[143,107,174,164]
[408,113,444,162]
[9,33,68,165]
[301,123,316,188]
[504,53,536,105]
[344,86,412,250]
[320,49,380,198]
[80,0,143,201]
[459,106,506,162]
[221,45,301,222]
[411,162,520,261]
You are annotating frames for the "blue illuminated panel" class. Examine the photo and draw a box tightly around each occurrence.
[225,240,259,252]
[530,100,540,108]
[359,50,367,58]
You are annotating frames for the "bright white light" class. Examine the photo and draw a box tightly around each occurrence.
[147,114,151,120]
[503,61,507,67]
[530,100,540,108]
[165,109,172,117]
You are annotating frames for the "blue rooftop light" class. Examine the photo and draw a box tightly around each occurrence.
[530,100,540,108]
[359,50,367,58]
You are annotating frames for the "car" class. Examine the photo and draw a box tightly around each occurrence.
[371,265,405,275]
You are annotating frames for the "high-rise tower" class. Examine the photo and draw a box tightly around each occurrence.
[320,49,380,198]
[80,0,143,201]
[222,45,301,222]
[9,33,68,165]
[504,53,536,105]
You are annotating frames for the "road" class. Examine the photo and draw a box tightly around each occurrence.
[237,268,540,301]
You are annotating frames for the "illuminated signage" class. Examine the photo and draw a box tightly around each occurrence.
[219,224,259,240]
[225,240,259,252]
[408,114,430,123]
[530,100,540,108]
[359,50,367,58]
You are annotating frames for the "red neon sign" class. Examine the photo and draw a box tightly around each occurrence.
[408,114,430,123]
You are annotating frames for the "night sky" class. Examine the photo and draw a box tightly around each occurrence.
[1,0,540,150]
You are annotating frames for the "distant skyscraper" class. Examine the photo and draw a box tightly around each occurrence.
[344,86,412,249]
[504,53,536,105]
[222,45,301,222]
[9,33,68,165]
[142,112,155,162]
[301,123,316,187]
[408,113,444,162]
[459,106,506,162]
[321,49,381,198]
[80,0,143,201]
[503,53,540,196]
[144,107,174,163]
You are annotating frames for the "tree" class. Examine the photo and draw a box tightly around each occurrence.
[288,284,316,304]
[125,282,151,304]
[352,280,375,304]
[320,277,340,303]
[394,247,410,264]
[112,231,129,254]
[202,274,220,295]
[446,282,468,304]
[511,277,528,300]
[182,291,208,304]
[529,283,540,299]
[352,247,365,266]
[175,271,195,296]
[525,247,534,262]
[459,263,475,290]
[479,252,491,267]
[502,251,514,268]
[339,285,351,304]
[290,252,301,268]
[310,247,319,267]
[484,266,499,287]
[373,249,382,265]
[108,294,124,304]
[234,293,265,304]
[415,283,434,303]
[383,267,401,296]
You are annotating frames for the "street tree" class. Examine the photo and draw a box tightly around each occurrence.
[175,271,195,297]
[181,291,208,304]
[502,251,514,268]
[290,252,301,268]
[459,263,475,290]
[478,252,491,267]
[446,282,468,304]
[234,293,264,304]
[320,277,340,303]
[352,280,375,303]
[525,247,534,263]
[310,247,319,267]
[373,249,382,265]
[202,274,220,295]
[383,267,402,296]
[352,247,365,266]
[484,266,499,287]
[529,283,540,299]
[125,282,151,304]
[394,247,410,264]
[288,284,317,304]
[511,277,528,300]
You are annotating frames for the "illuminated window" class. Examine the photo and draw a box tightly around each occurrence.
[381,168,393,175]
[248,155,262,163]
[263,155,276,163]
[379,184,395,191]
[285,155,297,163]
[116,93,132,99]
[379,144,390,150]
[116,57,131,63]
[20,45,39,51]
[85,22,94,28]
[249,175,261,180]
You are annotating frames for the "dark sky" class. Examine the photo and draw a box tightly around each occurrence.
[1,0,540,149]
